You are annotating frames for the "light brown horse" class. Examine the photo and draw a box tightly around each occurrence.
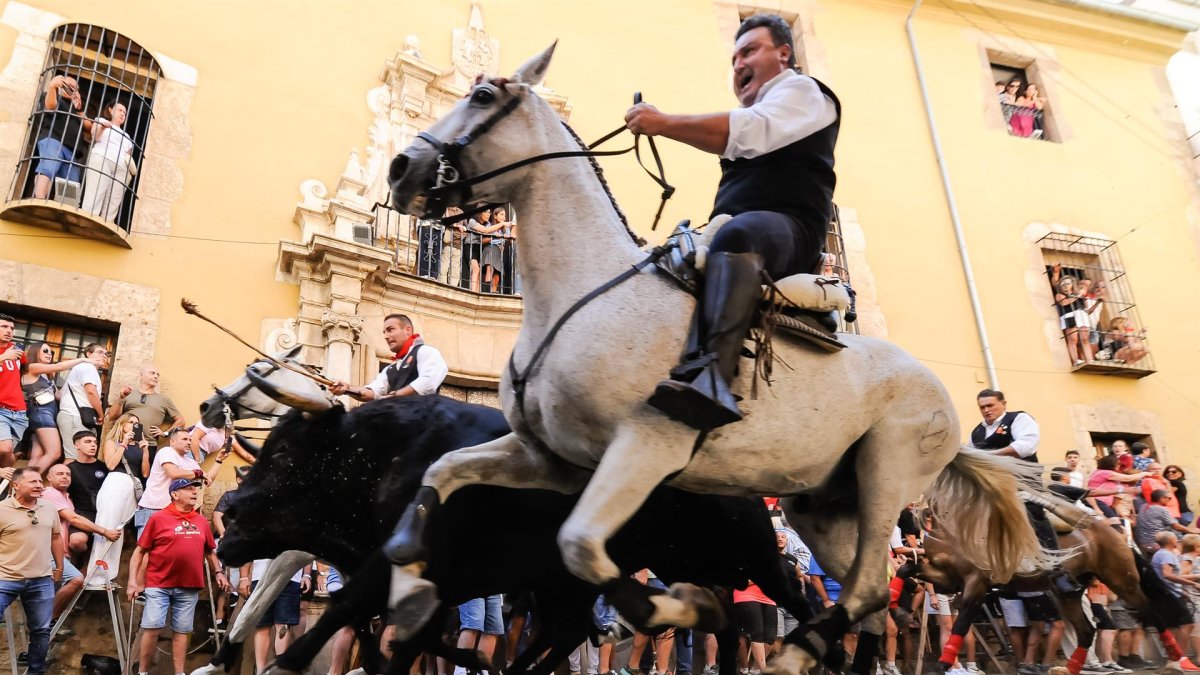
[917,497,1191,675]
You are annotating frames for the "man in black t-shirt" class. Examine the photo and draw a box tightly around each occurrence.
[65,431,108,522]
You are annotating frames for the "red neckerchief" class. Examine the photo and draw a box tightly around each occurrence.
[394,334,421,361]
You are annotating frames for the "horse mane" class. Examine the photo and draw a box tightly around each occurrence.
[557,120,646,247]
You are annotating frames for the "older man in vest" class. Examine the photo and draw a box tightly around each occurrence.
[625,14,840,430]
[331,314,448,401]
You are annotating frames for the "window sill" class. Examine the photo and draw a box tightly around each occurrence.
[1,198,131,249]
[1071,360,1155,379]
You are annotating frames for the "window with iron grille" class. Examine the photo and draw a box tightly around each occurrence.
[7,24,162,232]
[1037,233,1153,377]
[0,303,119,396]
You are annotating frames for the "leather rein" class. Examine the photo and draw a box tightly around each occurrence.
[417,86,674,231]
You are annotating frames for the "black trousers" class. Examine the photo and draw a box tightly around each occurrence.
[708,210,825,280]
[1026,501,1059,551]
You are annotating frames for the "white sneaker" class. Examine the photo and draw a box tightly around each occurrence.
[883,664,904,675]
[1101,663,1131,673]
[966,665,985,675]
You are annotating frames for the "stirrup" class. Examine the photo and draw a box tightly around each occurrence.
[668,353,716,381]
[648,363,743,431]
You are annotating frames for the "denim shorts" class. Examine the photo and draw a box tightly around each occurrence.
[55,558,81,586]
[27,402,57,430]
[141,587,200,633]
[593,595,618,630]
[252,580,301,627]
[0,408,28,444]
[34,137,82,182]
[459,594,504,634]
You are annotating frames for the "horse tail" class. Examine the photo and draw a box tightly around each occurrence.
[925,446,1055,583]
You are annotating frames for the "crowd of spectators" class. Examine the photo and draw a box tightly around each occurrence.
[1047,264,1150,367]
[28,74,138,224]
[996,77,1047,140]
[414,205,521,295]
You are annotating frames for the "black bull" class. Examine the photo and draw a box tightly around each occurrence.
[216,395,813,674]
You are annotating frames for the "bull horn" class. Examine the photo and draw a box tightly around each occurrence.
[245,367,333,413]
[233,433,261,458]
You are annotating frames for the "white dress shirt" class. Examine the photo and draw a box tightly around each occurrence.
[975,412,1041,459]
[723,69,838,160]
[365,343,449,397]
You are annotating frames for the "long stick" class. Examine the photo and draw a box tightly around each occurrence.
[181,299,335,386]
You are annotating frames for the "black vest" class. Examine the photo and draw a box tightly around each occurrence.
[711,75,841,228]
[970,410,1038,463]
[385,343,429,394]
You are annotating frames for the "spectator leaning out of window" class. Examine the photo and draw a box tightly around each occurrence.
[20,340,104,471]
[80,98,136,222]
[1107,317,1149,365]
[56,342,108,460]
[105,364,185,450]
[128,478,229,675]
[31,75,110,200]
[0,468,64,675]
[1051,274,1090,366]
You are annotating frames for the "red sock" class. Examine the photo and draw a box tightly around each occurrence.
[1162,631,1185,661]
[1067,647,1088,674]
[939,634,964,667]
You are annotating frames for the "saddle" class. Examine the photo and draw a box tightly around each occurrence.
[654,217,853,353]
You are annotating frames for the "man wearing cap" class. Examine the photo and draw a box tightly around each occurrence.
[134,427,215,538]
[128,477,228,675]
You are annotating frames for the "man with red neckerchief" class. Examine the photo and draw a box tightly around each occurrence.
[331,313,448,401]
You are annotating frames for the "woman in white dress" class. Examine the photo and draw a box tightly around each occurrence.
[80,99,135,222]
[84,412,149,588]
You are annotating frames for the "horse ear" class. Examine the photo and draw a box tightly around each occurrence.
[512,41,557,86]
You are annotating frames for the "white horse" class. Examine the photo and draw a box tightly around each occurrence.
[385,45,1048,672]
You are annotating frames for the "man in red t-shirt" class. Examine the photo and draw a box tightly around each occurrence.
[0,313,29,470]
[127,478,228,675]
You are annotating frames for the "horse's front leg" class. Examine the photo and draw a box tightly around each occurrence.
[386,433,590,564]
[556,422,719,630]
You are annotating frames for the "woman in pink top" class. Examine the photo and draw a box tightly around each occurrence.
[1088,454,1148,517]
[733,580,777,673]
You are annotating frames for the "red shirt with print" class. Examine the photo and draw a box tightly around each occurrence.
[137,503,215,589]
[0,343,28,411]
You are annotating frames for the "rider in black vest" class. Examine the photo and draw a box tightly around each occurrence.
[330,314,448,402]
[625,14,840,431]
[971,389,1080,594]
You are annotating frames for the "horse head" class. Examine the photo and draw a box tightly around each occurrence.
[198,345,328,428]
[389,42,559,217]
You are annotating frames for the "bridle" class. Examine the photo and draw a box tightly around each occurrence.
[209,358,289,420]
[412,83,675,230]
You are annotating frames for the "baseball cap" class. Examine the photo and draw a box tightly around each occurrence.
[169,477,202,492]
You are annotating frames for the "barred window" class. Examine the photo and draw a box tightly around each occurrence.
[0,302,119,395]
[1038,233,1153,376]
[7,24,161,233]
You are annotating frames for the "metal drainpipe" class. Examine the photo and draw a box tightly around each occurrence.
[906,0,1001,389]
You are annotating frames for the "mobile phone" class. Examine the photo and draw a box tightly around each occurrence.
[132,423,143,442]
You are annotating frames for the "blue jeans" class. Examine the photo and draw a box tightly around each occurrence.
[0,408,28,444]
[133,507,158,540]
[33,138,81,182]
[0,577,54,674]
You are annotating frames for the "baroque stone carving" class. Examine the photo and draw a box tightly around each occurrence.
[321,311,364,346]
[452,4,500,83]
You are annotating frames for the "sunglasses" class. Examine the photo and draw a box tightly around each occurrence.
[25,510,38,526]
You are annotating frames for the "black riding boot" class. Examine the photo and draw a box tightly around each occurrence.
[648,251,764,431]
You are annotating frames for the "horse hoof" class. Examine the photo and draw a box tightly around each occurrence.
[558,526,620,584]
[765,643,817,675]
[389,571,439,641]
[667,583,726,632]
